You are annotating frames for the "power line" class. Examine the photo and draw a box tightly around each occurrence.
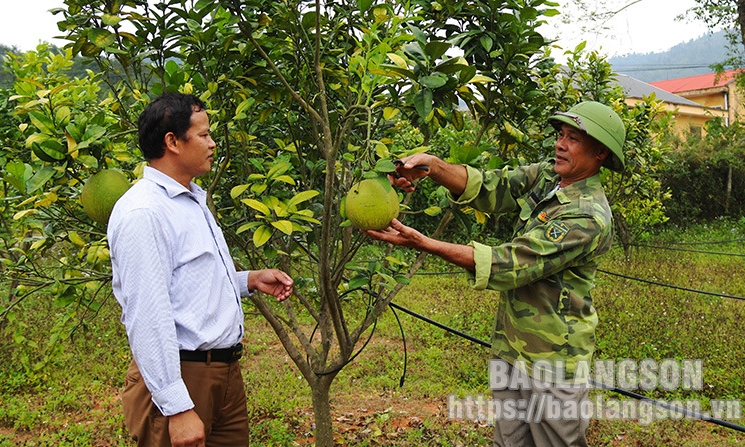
[613,64,721,72]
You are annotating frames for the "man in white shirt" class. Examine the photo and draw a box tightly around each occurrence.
[108,93,293,447]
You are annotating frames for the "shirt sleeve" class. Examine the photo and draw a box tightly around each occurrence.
[467,214,606,291]
[236,270,251,297]
[109,208,194,416]
[449,164,545,214]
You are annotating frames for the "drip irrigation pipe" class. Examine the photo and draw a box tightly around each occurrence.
[388,302,745,433]
[597,269,745,301]
[630,238,745,246]
[411,270,745,302]
[625,244,745,257]
[289,237,745,430]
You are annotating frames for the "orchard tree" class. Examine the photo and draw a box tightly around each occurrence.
[0,0,559,444]
[1,0,672,445]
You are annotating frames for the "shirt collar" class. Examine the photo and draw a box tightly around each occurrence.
[143,166,206,201]
[555,172,602,204]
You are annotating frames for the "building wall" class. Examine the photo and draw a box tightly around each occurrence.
[673,84,745,126]
[625,97,727,137]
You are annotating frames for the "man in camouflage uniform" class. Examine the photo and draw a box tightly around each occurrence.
[364,101,626,446]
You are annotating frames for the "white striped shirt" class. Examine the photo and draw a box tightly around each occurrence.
[108,167,249,416]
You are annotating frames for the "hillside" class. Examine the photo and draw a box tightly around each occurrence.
[609,30,733,82]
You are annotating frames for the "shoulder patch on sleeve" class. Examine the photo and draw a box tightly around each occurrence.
[545,221,569,243]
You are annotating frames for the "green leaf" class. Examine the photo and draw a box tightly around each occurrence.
[386,53,408,69]
[383,107,399,120]
[88,28,117,48]
[395,275,411,285]
[449,143,482,165]
[236,221,261,235]
[480,35,493,52]
[291,214,321,225]
[424,206,442,216]
[436,56,469,75]
[357,0,374,12]
[267,161,291,179]
[403,41,426,63]
[419,74,448,89]
[467,74,496,84]
[452,109,464,131]
[374,159,397,174]
[55,106,71,126]
[374,141,390,159]
[377,64,417,80]
[253,225,272,247]
[374,176,393,192]
[28,111,56,135]
[251,183,267,195]
[68,231,87,246]
[241,198,271,216]
[348,275,369,289]
[271,220,293,235]
[235,98,256,118]
[273,175,296,185]
[413,89,433,119]
[231,184,249,199]
[385,256,403,265]
[81,125,107,143]
[101,13,122,27]
[6,161,31,181]
[32,140,66,162]
[458,65,477,84]
[286,190,320,209]
[424,41,451,60]
[165,59,179,76]
[26,167,56,193]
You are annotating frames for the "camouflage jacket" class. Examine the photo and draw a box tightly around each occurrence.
[451,160,613,383]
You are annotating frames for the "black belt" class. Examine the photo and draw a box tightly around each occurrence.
[179,343,243,363]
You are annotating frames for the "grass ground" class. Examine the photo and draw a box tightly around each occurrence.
[1,219,744,446]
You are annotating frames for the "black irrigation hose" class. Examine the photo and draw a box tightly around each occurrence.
[630,238,745,246]
[388,302,745,433]
[291,236,745,430]
[597,269,745,301]
[412,270,745,302]
[389,303,408,387]
[310,316,378,376]
[626,244,745,257]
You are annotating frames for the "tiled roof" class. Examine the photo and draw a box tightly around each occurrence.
[615,74,702,107]
[650,69,743,93]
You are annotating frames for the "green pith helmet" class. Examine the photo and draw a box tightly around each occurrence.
[548,101,626,171]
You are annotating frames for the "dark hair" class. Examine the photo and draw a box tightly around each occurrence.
[137,93,207,160]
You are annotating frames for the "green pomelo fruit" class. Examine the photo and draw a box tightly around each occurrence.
[81,170,131,226]
[345,178,399,230]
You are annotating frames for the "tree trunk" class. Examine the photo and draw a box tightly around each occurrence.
[310,373,336,447]
[726,165,733,214]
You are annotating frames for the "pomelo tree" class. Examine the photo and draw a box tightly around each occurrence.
[1,0,671,444]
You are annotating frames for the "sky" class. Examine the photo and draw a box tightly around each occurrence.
[0,0,713,58]
[539,0,711,60]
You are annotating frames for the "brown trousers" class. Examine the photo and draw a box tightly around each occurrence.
[121,359,249,447]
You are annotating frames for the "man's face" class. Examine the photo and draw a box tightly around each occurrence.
[175,109,215,179]
[553,124,608,186]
